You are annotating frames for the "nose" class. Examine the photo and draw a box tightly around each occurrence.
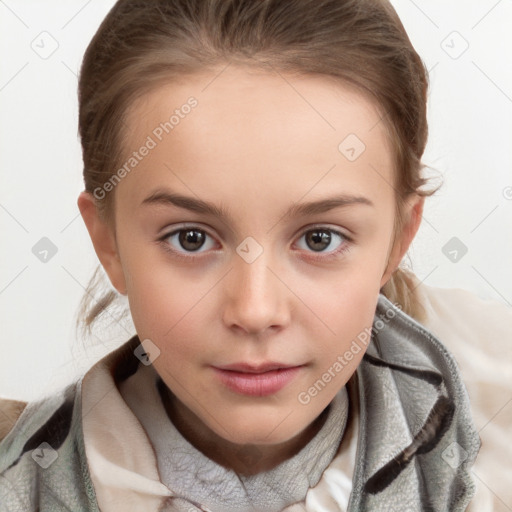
[222,248,290,336]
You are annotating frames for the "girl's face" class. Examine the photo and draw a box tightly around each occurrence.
[81,65,422,451]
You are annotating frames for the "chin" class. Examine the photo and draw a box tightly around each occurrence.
[211,412,307,446]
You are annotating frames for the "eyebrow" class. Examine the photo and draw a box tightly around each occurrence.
[141,188,374,223]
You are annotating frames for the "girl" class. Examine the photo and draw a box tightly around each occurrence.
[2,0,503,510]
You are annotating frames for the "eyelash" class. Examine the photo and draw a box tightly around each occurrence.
[156,224,353,262]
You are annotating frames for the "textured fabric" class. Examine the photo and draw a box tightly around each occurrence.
[349,299,480,511]
[80,342,173,512]
[0,292,482,511]
[408,274,512,512]
[0,379,99,511]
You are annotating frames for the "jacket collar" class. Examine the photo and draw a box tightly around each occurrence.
[348,294,481,511]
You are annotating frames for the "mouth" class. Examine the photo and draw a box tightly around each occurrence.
[211,362,306,396]
[215,362,302,373]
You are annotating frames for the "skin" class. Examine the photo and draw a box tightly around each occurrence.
[78,64,424,476]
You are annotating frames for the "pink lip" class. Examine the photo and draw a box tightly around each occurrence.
[212,365,304,396]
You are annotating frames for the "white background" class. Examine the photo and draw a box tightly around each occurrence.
[1,0,511,401]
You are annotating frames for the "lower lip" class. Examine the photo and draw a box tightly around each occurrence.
[212,366,304,396]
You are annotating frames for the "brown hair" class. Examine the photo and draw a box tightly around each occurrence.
[76,0,440,342]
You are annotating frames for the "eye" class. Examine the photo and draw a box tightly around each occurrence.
[158,226,216,256]
[295,226,351,260]
[157,224,352,262]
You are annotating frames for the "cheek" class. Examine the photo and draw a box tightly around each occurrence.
[319,292,376,354]
[295,263,381,366]
[124,252,193,338]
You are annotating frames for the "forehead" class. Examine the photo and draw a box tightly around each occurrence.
[117,65,395,210]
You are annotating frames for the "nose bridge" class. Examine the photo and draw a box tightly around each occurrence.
[234,239,276,305]
[223,238,287,333]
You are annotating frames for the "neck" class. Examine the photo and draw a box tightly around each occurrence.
[159,385,331,476]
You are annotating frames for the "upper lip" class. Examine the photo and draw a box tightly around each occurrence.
[214,362,303,373]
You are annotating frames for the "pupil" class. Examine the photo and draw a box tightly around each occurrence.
[179,229,204,251]
[307,230,330,251]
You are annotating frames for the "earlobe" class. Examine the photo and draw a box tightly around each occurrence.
[77,191,127,295]
[380,194,425,288]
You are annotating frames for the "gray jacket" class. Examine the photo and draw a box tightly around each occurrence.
[0,294,481,511]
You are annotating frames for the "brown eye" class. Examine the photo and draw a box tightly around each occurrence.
[160,226,216,256]
[304,229,332,252]
[295,226,351,260]
[178,229,206,251]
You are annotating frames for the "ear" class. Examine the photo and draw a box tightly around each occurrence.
[77,191,127,295]
[380,194,425,288]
